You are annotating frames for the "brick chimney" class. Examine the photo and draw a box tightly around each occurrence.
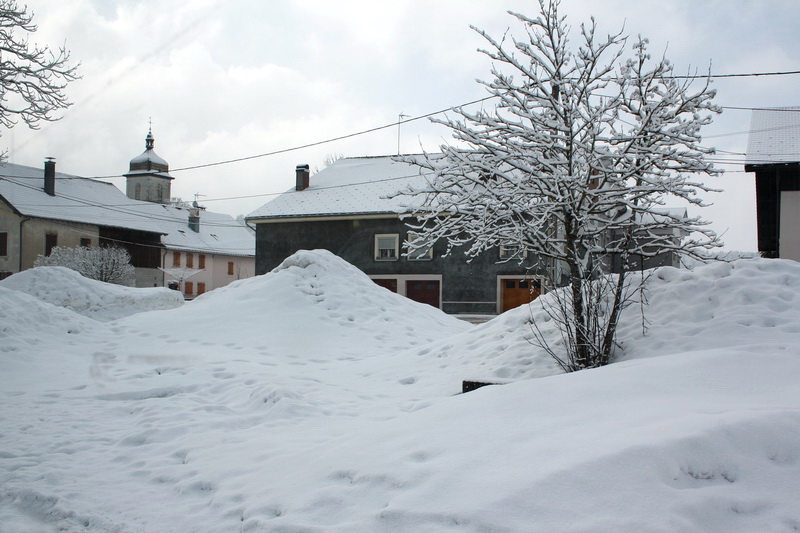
[295,164,310,191]
[44,157,56,196]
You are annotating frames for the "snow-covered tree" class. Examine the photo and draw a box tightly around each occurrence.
[0,1,79,146]
[35,246,136,286]
[402,0,721,371]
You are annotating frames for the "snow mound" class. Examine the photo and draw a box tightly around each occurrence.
[409,258,800,385]
[617,257,800,359]
[0,286,104,352]
[116,249,470,355]
[0,266,184,321]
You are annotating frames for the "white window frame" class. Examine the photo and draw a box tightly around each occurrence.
[405,232,433,261]
[374,234,399,261]
[499,243,527,260]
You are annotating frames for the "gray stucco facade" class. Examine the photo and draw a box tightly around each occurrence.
[255,215,545,314]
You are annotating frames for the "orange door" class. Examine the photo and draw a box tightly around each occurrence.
[501,279,541,312]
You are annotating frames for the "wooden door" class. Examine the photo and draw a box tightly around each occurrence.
[501,279,541,312]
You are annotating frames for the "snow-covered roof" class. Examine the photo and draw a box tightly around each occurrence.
[0,162,254,257]
[0,162,162,234]
[135,203,255,257]
[746,107,800,165]
[247,155,432,220]
[129,150,169,168]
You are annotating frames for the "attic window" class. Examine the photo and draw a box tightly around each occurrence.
[177,229,186,235]
[210,234,219,240]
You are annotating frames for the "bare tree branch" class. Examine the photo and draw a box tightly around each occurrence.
[0,0,80,143]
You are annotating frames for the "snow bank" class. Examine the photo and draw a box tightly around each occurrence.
[411,257,800,387]
[616,258,800,359]
[0,286,102,348]
[0,266,184,321]
[0,286,110,394]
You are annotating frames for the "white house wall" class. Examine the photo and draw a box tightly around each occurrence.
[164,249,254,298]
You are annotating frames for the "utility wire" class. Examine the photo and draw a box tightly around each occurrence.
[8,96,797,182]
[83,96,496,179]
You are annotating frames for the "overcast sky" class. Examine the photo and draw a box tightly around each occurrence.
[6,0,800,252]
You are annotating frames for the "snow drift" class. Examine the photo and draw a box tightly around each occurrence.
[413,257,800,386]
[0,251,799,532]
[0,266,184,321]
[117,249,470,354]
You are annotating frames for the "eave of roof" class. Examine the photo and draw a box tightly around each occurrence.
[247,212,400,223]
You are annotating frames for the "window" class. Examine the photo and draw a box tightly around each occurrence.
[374,234,399,261]
[406,232,433,261]
[173,251,181,267]
[199,254,206,269]
[499,243,526,260]
[184,281,194,295]
[45,233,57,256]
[197,282,206,295]
[80,238,91,247]
[134,183,142,200]
[186,253,194,268]
[227,261,234,275]
[0,232,7,256]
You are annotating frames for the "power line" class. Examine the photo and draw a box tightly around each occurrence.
[82,96,495,179]
[6,89,797,209]
[20,98,794,185]
[722,105,800,111]
[687,69,800,79]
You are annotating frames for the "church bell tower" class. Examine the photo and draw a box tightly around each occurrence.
[124,127,173,204]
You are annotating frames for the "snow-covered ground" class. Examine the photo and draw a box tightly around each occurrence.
[1,251,798,532]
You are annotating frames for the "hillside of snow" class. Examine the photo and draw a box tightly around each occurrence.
[1,251,799,532]
[0,266,184,321]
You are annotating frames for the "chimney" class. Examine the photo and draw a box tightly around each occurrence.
[295,163,310,191]
[44,157,56,196]
[188,207,200,233]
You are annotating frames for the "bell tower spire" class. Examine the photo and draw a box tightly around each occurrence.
[146,120,155,151]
